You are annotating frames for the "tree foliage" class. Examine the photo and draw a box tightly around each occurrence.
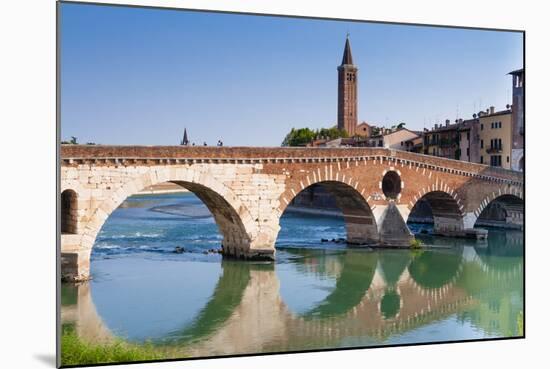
[282,127,349,146]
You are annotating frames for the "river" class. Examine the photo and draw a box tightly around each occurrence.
[61,191,524,359]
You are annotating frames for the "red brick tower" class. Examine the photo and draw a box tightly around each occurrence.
[337,35,358,136]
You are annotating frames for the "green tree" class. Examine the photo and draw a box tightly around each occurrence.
[282,127,349,147]
[397,122,406,129]
[281,128,317,146]
[317,127,349,140]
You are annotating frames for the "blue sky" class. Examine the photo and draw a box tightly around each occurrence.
[60,3,523,146]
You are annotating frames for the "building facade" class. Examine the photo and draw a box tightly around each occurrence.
[356,121,373,137]
[478,107,513,169]
[421,108,513,170]
[337,36,358,136]
[368,128,420,150]
[422,120,463,160]
[509,69,524,171]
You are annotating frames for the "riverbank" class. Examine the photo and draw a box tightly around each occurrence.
[61,330,165,366]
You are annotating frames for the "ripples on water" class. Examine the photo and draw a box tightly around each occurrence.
[61,192,524,358]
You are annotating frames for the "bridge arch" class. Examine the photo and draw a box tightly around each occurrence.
[474,193,524,229]
[407,190,465,235]
[79,166,256,259]
[279,180,378,245]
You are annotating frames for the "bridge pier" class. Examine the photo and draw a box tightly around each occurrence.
[60,248,92,282]
[222,232,276,261]
[376,202,414,247]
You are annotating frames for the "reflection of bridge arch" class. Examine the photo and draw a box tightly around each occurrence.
[63,248,500,357]
[279,180,378,245]
[60,283,114,344]
[300,251,378,320]
[471,237,523,277]
[408,249,463,292]
[163,261,253,345]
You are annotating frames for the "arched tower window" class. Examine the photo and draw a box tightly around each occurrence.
[61,189,78,234]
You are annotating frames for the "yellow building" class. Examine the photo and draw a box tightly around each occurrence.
[477,106,513,169]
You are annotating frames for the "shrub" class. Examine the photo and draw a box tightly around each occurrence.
[409,238,424,249]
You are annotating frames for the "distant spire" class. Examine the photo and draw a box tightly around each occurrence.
[181,128,189,146]
[341,34,354,65]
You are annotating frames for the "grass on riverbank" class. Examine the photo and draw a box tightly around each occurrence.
[61,330,165,366]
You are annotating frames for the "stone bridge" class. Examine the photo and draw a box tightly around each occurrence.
[60,146,524,281]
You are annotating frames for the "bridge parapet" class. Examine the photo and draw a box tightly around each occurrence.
[61,146,523,185]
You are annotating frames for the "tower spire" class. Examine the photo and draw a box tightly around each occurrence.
[181,128,189,146]
[341,34,354,66]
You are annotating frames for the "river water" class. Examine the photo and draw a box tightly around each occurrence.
[61,192,524,359]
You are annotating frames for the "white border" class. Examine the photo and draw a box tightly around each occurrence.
[2,1,548,368]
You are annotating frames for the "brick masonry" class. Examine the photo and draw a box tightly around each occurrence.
[60,146,524,281]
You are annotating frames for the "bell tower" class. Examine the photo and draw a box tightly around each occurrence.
[337,35,358,136]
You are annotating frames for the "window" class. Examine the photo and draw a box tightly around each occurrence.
[490,155,502,167]
[61,189,78,234]
[467,148,470,157]
[499,121,502,128]
[378,140,383,147]
[491,122,494,129]
[400,141,404,146]
[507,156,510,163]
[467,132,470,141]
[498,138,502,149]
[480,156,484,164]
[481,124,484,131]
[480,139,484,148]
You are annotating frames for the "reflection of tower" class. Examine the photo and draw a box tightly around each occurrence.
[337,35,358,136]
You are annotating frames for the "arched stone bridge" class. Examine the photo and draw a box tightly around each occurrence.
[60,146,524,281]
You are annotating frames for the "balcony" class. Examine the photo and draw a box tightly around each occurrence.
[486,147,503,154]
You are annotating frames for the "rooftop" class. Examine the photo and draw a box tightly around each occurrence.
[508,68,524,76]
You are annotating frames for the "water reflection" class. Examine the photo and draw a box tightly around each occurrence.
[62,232,523,358]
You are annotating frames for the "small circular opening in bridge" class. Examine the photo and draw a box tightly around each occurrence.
[382,171,401,199]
